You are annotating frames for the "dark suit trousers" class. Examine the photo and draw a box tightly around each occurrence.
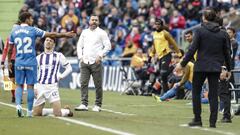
[218,80,231,119]
[192,72,220,124]
[80,62,103,107]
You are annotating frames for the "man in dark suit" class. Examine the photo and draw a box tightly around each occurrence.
[175,8,232,128]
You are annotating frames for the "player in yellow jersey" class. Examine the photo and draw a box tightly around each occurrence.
[150,19,181,95]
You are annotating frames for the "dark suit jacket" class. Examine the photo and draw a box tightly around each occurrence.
[181,22,232,72]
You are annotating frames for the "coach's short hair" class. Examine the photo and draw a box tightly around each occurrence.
[90,14,99,18]
[19,12,32,23]
[203,8,217,22]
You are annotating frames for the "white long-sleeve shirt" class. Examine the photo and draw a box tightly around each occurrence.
[77,27,111,64]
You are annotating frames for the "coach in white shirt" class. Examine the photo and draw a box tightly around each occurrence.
[75,14,111,112]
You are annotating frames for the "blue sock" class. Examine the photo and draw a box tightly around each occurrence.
[15,86,23,106]
[27,89,34,111]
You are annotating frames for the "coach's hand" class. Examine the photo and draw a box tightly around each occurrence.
[96,56,102,64]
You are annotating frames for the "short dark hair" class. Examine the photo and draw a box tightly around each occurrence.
[203,8,216,22]
[90,14,98,18]
[227,27,236,34]
[155,19,164,26]
[185,30,193,35]
[45,37,56,43]
[18,12,32,23]
[179,49,185,58]
[214,16,223,26]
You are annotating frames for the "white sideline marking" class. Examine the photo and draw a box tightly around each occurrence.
[87,105,136,116]
[179,124,236,135]
[0,101,135,135]
[101,108,136,116]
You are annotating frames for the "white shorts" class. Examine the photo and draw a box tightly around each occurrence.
[33,83,60,107]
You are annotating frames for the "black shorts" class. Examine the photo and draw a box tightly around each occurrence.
[9,60,15,78]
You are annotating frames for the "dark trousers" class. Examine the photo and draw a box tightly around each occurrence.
[218,80,231,119]
[192,72,220,124]
[80,62,103,107]
[158,53,172,93]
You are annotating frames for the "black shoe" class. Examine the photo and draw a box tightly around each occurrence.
[188,119,202,127]
[209,123,216,128]
[221,118,232,123]
[11,97,15,103]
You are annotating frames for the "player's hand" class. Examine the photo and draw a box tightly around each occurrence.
[0,62,4,71]
[58,74,63,81]
[8,62,12,73]
[173,82,180,88]
[65,31,76,38]
[34,89,38,99]
[96,56,102,64]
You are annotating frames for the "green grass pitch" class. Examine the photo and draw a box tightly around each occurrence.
[0,89,240,135]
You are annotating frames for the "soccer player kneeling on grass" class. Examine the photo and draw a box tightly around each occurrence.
[33,37,73,117]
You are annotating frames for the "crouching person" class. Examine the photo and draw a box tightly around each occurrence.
[33,37,73,117]
[153,51,194,101]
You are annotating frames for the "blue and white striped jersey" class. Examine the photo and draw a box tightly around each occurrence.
[37,51,70,84]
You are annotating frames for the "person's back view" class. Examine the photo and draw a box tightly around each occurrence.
[176,8,231,128]
[191,23,229,72]
[10,25,44,67]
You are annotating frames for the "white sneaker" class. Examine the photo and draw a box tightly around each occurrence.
[16,105,24,117]
[92,105,101,112]
[74,104,88,111]
[27,110,33,117]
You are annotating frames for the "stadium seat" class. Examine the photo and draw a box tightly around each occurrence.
[120,67,141,95]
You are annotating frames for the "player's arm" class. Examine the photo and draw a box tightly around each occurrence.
[59,53,72,80]
[44,31,76,38]
[33,27,75,39]
[149,43,156,58]
[7,43,14,73]
[7,34,15,73]
[179,65,190,86]
[1,39,8,70]
[164,30,180,54]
